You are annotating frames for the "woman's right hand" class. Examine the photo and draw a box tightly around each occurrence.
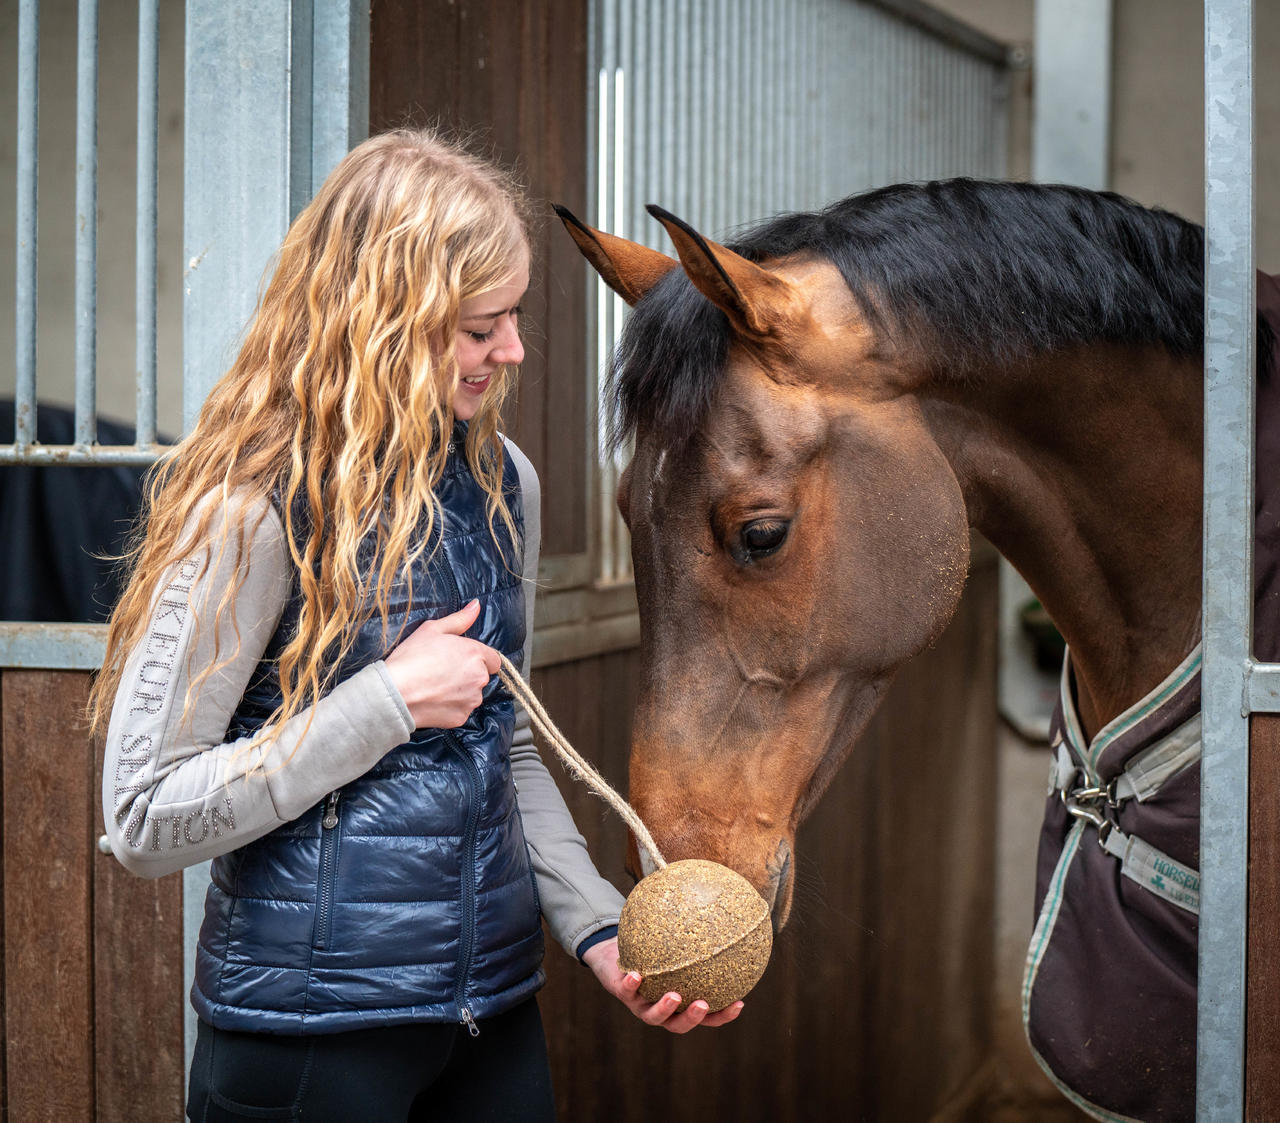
[383,600,501,729]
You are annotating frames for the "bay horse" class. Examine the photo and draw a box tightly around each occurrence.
[555,180,1280,1123]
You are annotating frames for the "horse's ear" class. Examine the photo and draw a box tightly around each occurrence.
[646,204,793,340]
[552,204,678,306]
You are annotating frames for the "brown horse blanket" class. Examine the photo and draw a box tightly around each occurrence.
[1024,271,1280,1123]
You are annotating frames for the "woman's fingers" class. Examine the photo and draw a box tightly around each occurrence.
[383,607,501,728]
[424,599,482,635]
[698,1002,744,1028]
[633,989,743,1034]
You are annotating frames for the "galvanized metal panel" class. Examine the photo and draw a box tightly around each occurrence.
[137,0,160,446]
[180,0,371,1079]
[1246,662,1280,714]
[588,0,1011,582]
[1200,0,1256,1115]
[183,2,294,431]
[15,0,39,450]
[74,0,99,448]
[0,623,107,670]
[10,0,167,462]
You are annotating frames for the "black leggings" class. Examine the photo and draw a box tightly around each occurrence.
[186,999,556,1123]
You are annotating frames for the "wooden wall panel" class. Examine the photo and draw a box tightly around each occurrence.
[0,673,6,1122]
[532,552,999,1122]
[1248,713,1280,1119]
[92,725,186,1123]
[1,672,95,1120]
[370,0,591,559]
[0,669,186,1121]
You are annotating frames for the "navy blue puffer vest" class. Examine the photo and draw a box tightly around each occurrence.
[191,431,544,1033]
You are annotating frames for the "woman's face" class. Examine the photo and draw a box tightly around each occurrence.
[453,258,529,421]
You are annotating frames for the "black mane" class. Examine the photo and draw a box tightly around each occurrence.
[610,179,1235,451]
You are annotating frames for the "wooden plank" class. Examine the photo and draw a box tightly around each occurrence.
[1247,713,1280,1119]
[369,0,463,134]
[0,672,7,1122]
[369,0,591,560]
[92,710,186,1123]
[537,0,590,557]
[2,671,95,1120]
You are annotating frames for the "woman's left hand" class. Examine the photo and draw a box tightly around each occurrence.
[580,937,745,1034]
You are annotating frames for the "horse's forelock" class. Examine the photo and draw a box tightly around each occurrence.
[609,269,732,454]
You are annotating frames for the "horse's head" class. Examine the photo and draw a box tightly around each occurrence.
[558,205,971,928]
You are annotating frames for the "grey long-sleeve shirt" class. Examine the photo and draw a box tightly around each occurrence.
[102,441,624,957]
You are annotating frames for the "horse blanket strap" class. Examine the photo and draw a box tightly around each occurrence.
[1049,713,1202,915]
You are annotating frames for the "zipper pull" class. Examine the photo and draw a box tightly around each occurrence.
[460,1007,480,1037]
[322,791,340,830]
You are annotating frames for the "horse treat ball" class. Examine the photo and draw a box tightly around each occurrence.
[617,858,773,1012]
[495,656,774,1012]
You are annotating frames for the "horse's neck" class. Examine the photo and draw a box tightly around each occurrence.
[924,345,1204,740]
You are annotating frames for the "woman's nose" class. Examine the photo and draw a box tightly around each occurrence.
[492,320,524,366]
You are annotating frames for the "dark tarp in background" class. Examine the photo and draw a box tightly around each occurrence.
[1,400,157,623]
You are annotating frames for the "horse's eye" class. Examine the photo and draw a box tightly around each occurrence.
[738,519,790,562]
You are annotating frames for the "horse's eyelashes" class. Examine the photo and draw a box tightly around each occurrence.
[737,519,790,563]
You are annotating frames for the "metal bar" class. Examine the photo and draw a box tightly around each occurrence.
[671,0,686,222]
[1199,0,1255,1116]
[136,0,159,447]
[16,0,40,449]
[289,0,314,219]
[0,445,171,466]
[627,0,643,246]
[863,0,1013,67]
[1245,662,1280,714]
[0,623,108,670]
[75,0,99,448]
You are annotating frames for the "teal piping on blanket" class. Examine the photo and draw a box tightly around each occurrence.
[1021,819,1147,1123]
[1058,645,1202,775]
[1022,821,1084,1025]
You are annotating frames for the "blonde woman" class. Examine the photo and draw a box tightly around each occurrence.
[93,129,741,1123]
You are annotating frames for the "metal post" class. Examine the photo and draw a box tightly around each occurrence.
[1199,0,1255,1116]
[15,0,39,450]
[75,0,99,448]
[137,0,159,448]
[180,0,369,1077]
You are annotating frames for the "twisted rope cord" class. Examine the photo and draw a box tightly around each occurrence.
[498,653,667,871]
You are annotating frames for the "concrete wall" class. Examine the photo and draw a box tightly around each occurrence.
[932,0,1280,267]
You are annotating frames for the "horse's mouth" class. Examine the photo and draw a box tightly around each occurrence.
[627,830,794,930]
[766,838,794,933]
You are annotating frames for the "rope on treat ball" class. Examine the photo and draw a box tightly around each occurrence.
[497,653,668,872]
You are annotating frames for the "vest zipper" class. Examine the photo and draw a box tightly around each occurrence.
[314,790,341,950]
[322,789,340,829]
[445,730,482,1035]
[440,446,482,1033]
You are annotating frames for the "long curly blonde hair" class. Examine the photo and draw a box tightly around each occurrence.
[90,128,531,744]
